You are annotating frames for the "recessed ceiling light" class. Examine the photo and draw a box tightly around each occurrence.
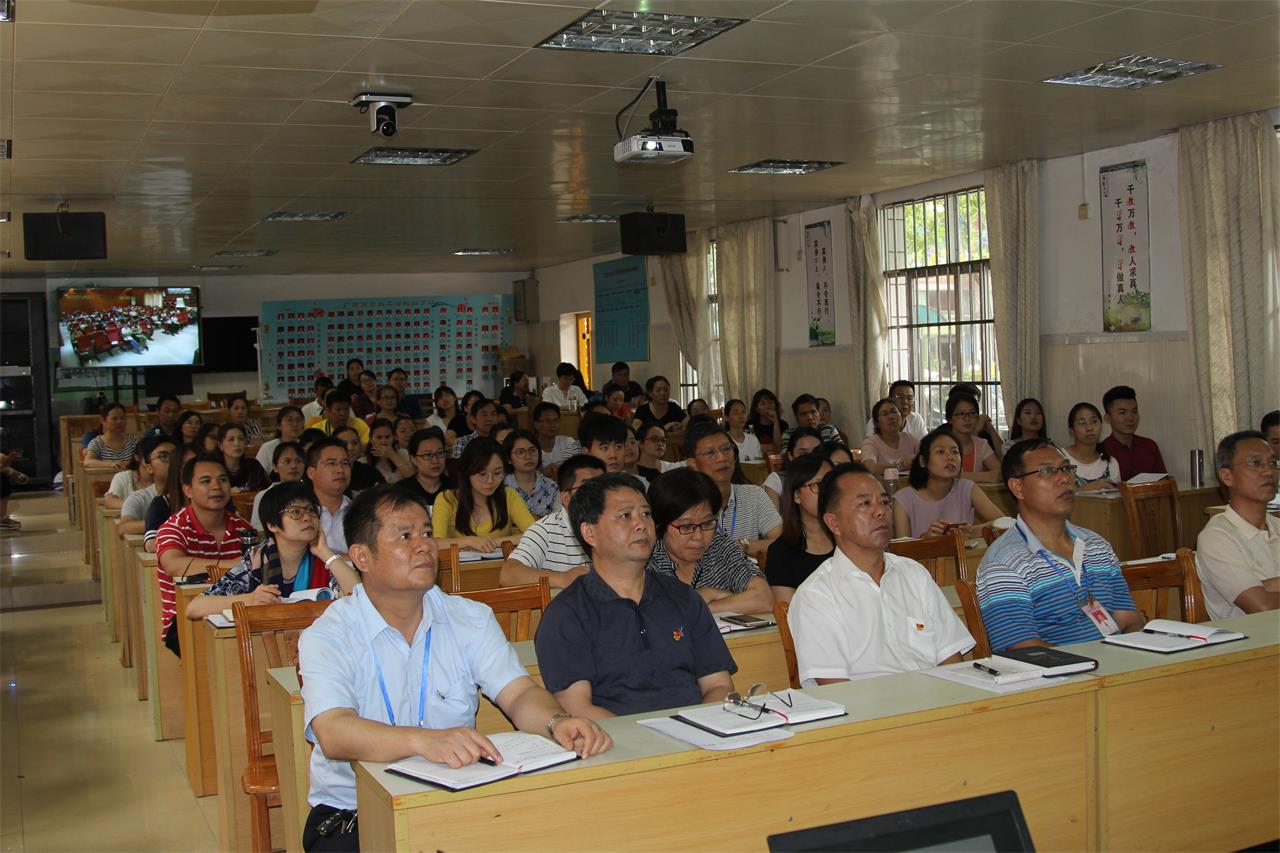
[1044,54,1222,89]
[262,211,348,222]
[453,248,513,256]
[191,265,244,273]
[537,10,745,56]
[558,214,618,224]
[212,249,277,258]
[352,147,478,166]
[0,140,11,159]
[0,1,13,23]
[730,159,844,175]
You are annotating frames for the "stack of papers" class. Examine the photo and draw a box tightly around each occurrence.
[1102,619,1246,653]
[386,732,577,791]
[638,718,793,751]
[458,548,505,563]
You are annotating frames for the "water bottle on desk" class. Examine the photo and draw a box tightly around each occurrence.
[884,467,900,499]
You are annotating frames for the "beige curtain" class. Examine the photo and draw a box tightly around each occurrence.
[1180,111,1280,445]
[985,159,1042,419]
[654,230,722,403]
[847,196,889,428]
[716,218,776,400]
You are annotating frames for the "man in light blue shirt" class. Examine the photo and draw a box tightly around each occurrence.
[299,487,611,851]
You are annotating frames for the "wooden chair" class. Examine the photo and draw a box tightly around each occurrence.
[981,525,1001,546]
[435,544,463,594]
[953,578,991,659]
[456,578,550,642]
[206,563,232,584]
[231,599,333,853]
[887,529,969,584]
[766,453,783,473]
[1121,547,1207,623]
[500,540,516,559]
[1119,478,1183,559]
[772,601,801,690]
[232,491,260,524]
[91,478,113,499]
[206,391,247,408]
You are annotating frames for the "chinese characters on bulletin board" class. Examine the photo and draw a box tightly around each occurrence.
[1100,161,1151,332]
[805,221,836,347]
[593,256,650,363]
[258,294,513,402]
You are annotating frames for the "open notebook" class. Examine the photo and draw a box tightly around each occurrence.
[672,690,846,736]
[385,732,577,792]
[1102,619,1246,653]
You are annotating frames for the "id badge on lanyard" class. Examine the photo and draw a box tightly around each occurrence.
[1019,524,1119,637]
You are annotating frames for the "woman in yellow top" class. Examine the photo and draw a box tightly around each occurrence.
[431,437,535,552]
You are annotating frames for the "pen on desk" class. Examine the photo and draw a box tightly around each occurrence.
[1143,628,1207,641]
[972,662,1001,677]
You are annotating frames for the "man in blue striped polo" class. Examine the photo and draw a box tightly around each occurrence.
[976,438,1144,652]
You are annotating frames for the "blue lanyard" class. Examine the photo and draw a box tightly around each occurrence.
[372,627,432,728]
[1015,523,1091,602]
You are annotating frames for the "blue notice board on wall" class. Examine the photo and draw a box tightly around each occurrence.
[593,256,650,363]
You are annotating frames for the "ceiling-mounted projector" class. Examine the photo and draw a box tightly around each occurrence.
[613,79,693,164]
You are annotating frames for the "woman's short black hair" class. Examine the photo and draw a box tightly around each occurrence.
[647,467,722,538]
[945,392,979,422]
[785,426,823,456]
[258,480,318,537]
[644,374,670,393]
[407,427,445,457]
[870,398,897,434]
[271,440,303,467]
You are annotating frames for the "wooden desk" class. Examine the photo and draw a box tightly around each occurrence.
[98,504,122,646]
[455,557,503,592]
[1204,504,1280,517]
[268,668,309,853]
[80,468,114,576]
[178,588,217,797]
[740,461,769,486]
[121,535,147,696]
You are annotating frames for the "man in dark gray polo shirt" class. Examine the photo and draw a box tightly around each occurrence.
[534,473,736,718]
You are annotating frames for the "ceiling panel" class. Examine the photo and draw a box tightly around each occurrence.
[1,0,1274,277]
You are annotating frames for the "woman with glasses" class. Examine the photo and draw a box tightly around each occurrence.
[218,423,270,493]
[366,384,401,425]
[860,398,920,476]
[1062,402,1121,491]
[396,428,453,510]
[635,422,677,482]
[250,441,306,529]
[364,418,414,485]
[944,393,1001,482]
[762,427,824,509]
[894,428,1002,539]
[765,454,835,604]
[503,429,558,518]
[432,437,535,552]
[184,481,356,619]
[176,410,203,446]
[723,398,763,462]
[645,467,773,616]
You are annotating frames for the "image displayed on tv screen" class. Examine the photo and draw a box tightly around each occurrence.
[57,287,202,369]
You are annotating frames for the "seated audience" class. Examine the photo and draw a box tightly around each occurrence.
[633,375,685,432]
[860,397,921,476]
[432,437,535,551]
[446,390,482,444]
[297,427,326,457]
[364,418,413,485]
[762,427,824,507]
[894,429,1002,539]
[945,393,1000,481]
[145,395,183,442]
[620,425,648,486]
[684,421,782,557]
[865,380,928,441]
[646,468,773,615]
[816,397,844,442]
[426,384,459,433]
[186,482,358,620]
[120,436,176,536]
[579,412,627,474]
[219,423,270,493]
[1196,430,1279,619]
[602,383,633,422]
[976,439,1143,651]
[747,388,787,451]
[300,489,609,850]
[256,406,306,471]
[683,398,712,427]
[226,395,263,442]
[1264,410,1280,455]
[500,455,605,589]
[396,428,453,512]
[335,357,363,398]
[503,429,558,518]
[366,384,401,425]
[105,442,152,510]
[1008,398,1047,446]
[251,441,306,529]
[635,422,675,482]
[392,413,416,454]
[84,402,139,470]
[301,375,333,422]
[781,394,842,449]
[790,464,974,684]
[451,397,501,458]
[723,398,763,462]
[175,410,203,446]
[1100,385,1166,479]
[195,422,222,454]
[336,425,384,493]
[542,362,590,410]
[387,367,422,419]
[143,446,198,551]
[535,473,735,718]
[821,441,855,467]
[533,402,581,468]
[307,438,353,554]
[610,361,645,406]
[499,370,531,411]
[306,389,371,444]
[949,383,1004,456]
[155,455,256,643]
[349,371,379,419]
[1061,402,1120,492]
[765,453,835,604]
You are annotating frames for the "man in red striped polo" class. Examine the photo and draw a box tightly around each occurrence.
[156,455,255,649]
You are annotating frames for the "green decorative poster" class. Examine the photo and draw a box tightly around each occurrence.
[1100,161,1152,332]
[593,256,650,363]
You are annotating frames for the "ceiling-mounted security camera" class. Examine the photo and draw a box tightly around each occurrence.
[350,93,413,138]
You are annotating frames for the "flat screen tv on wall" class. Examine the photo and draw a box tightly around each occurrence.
[57,287,203,369]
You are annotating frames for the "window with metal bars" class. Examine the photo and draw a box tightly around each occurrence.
[677,240,724,407]
[879,187,1005,430]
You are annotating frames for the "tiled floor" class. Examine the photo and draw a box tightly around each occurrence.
[1,492,99,610]
[0,494,218,851]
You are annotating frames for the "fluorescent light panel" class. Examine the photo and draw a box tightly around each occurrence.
[262,211,348,222]
[212,249,277,258]
[0,1,13,23]
[191,265,244,272]
[537,10,744,56]
[730,159,844,175]
[352,147,478,166]
[558,214,618,223]
[1044,54,1222,89]
[453,248,513,256]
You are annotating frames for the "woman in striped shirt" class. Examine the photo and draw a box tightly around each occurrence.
[84,402,139,470]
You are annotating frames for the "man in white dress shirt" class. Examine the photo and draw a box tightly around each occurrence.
[541,362,589,410]
[865,380,928,441]
[789,463,973,685]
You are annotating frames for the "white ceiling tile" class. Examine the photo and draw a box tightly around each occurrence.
[185,29,369,70]
[342,39,527,79]
[206,0,413,36]
[15,23,199,64]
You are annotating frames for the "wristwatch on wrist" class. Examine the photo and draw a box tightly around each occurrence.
[546,712,572,738]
